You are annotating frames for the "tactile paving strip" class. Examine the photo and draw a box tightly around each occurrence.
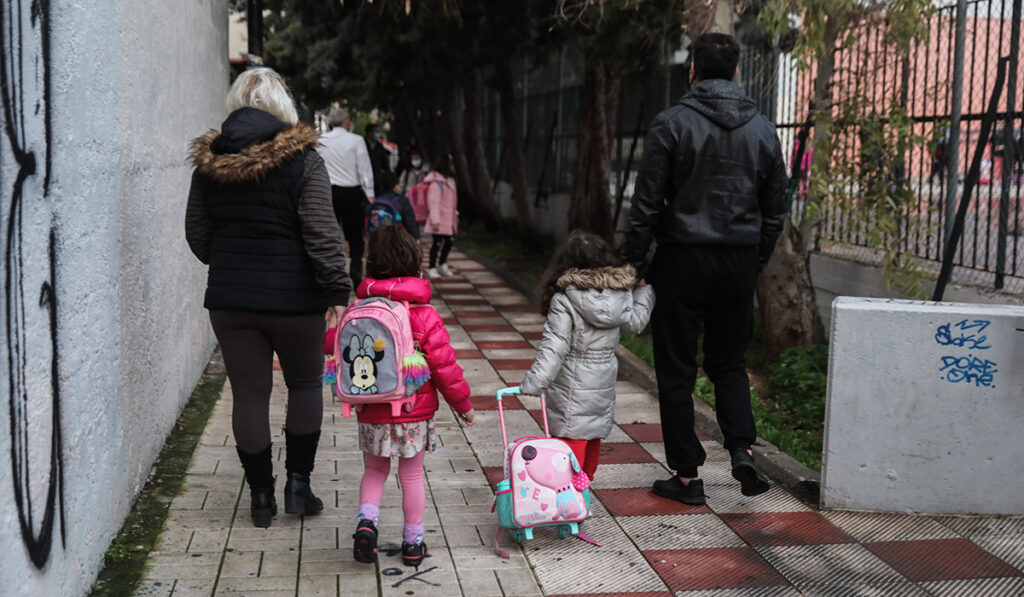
[705,485,811,514]
[674,586,804,597]
[863,538,1022,582]
[589,463,671,490]
[594,487,712,517]
[755,543,908,588]
[528,550,669,594]
[644,547,790,592]
[920,575,1024,596]
[821,511,961,542]
[721,512,856,546]
[619,514,745,550]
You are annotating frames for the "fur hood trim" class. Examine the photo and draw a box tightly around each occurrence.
[189,123,320,184]
[556,265,638,291]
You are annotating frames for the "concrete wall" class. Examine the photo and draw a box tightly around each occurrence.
[811,253,1024,329]
[821,297,1024,514]
[0,2,226,595]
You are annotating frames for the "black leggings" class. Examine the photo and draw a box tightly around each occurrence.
[429,234,454,268]
[209,310,325,453]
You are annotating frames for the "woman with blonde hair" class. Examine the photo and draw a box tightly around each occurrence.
[186,67,352,527]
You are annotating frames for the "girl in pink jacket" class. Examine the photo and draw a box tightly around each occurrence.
[323,226,475,567]
[422,154,459,279]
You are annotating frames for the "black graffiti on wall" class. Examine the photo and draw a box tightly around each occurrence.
[1,0,67,569]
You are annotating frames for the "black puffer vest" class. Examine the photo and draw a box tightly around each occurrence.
[190,108,327,313]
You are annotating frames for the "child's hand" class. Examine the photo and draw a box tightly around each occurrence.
[458,408,476,426]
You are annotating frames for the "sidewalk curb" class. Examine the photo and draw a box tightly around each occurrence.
[615,345,822,504]
[462,245,822,504]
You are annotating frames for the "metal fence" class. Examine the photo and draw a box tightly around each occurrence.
[744,0,1023,292]
[483,0,1024,292]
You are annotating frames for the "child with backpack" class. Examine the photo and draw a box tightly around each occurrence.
[323,225,475,567]
[365,170,421,239]
[422,153,459,279]
[520,230,655,482]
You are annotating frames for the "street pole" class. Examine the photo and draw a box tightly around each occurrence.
[247,0,263,59]
[995,0,1021,290]
[944,0,967,246]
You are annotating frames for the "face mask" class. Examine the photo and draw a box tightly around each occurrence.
[411,159,422,167]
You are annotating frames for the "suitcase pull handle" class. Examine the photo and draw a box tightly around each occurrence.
[496,386,549,440]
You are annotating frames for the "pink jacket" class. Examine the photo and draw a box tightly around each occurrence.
[422,171,458,236]
[323,276,472,424]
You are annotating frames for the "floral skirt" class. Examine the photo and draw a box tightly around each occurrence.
[358,420,437,458]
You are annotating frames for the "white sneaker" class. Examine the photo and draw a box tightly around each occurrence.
[428,268,440,279]
[438,264,455,277]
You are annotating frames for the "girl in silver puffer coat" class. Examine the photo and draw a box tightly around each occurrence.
[521,230,655,481]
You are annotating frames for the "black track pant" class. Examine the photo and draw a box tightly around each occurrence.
[649,245,759,478]
[331,185,367,288]
[210,310,325,454]
[429,234,454,268]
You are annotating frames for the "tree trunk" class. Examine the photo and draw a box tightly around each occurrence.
[462,65,503,231]
[755,220,825,365]
[496,60,537,245]
[441,85,491,229]
[756,18,838,365]
[568,54,614,241]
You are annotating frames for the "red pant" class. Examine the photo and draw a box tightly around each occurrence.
[559,438,602,481]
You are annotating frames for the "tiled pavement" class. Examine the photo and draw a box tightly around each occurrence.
[136,250,1024,596]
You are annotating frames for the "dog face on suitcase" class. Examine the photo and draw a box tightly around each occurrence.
[507,438,589,526]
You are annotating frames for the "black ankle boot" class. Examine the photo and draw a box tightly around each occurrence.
[284,429,323,515]
[284,472,324,514]
[237,445,277,528]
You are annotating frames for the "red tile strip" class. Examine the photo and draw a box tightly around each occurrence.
[599,442,658,464]
[864,538,1023,582]
[720,512,856,547]
[476,341,533,349]
[619,423,663,443]
[594,488,712,516]
[644,547,789,591]
[470,394,524,411]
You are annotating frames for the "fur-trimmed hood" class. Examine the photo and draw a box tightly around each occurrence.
[556,265,642,329]
[556,265,638,291]
[190,107,320,184]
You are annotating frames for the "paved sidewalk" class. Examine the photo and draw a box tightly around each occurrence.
[137,250,1024,597]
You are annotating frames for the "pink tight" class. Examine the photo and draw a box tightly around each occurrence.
[359,451,426,526]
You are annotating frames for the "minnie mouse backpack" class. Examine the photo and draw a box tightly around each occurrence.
[491,387,600,557]
[323,295,430,417]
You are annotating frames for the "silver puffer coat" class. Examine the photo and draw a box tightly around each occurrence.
[521,265,655,440]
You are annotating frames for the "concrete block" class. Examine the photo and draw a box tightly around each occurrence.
[822,297,1024,514]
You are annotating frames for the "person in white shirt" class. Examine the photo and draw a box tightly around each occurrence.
[317,107,375,288]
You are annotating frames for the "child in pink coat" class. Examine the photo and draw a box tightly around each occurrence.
[422,153,459,279]
[323,225,475,567]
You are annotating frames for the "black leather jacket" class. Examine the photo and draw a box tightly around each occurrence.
[621,79,788,271]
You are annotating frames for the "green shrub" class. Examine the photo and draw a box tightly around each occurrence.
[768,345,829,427]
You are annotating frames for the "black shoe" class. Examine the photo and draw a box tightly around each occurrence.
[352,519,378,564]
[237,445,277,528]
[731,449,770,496]
[652,477,706,505]
[284,429,323,515]
[249,483,278,528]
[402,540,429,567]
[284,472,324,515]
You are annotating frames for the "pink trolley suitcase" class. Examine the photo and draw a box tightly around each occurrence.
[492,386,599,557]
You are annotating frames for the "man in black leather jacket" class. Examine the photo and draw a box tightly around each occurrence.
[621,33,788,505]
